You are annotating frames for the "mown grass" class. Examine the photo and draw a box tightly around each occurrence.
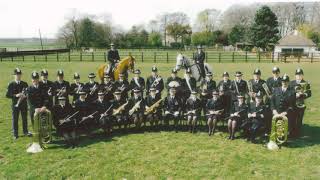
[0,62,319,179]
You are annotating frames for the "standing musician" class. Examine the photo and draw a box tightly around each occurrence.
[129,69,145,97]
[228,94,249,140]
[70,73,84,105]
[146,66,164,99]
[206,91,224,136]
[290,68,311,137]
[165,68,183,92]
[270,74,296,138]
[243,92,266,143]
[6,68,30,139]
[182,68,197,102]
[27,71,48,127]
[52,96,77,148]
[145,87,162,129]
[115,73,130,100]
[111,90,129,131]
[99,74,115,102]
[84,73,99,103]
[39,69,54,110]
[163,87,183,132]
[128,89,145,130]
[185,91,201,133]
[106,43,120,76]
[93,92,113,136]
[217,72,232,118]
[194,45,206,79]
[74,91,96,137]
[200,72,216,113]
[248,68,266,101]
[230,71,248,102]
[53,69,70,105]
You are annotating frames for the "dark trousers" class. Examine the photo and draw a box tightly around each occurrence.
[11,105,28,137]
[295,107,306,136]
[197,63,205,78]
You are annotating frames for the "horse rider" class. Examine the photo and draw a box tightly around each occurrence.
[106,43,120,76]
[194,45,206,79]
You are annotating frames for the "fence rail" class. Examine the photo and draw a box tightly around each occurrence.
[0,51,319,63]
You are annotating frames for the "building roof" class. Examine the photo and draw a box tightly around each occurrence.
[277,30,316,47]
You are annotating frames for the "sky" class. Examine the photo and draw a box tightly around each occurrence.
[0,0,316,38]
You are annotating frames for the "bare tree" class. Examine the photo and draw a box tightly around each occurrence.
[194,9,221,32]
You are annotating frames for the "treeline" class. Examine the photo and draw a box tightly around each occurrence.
[57,2,320,50]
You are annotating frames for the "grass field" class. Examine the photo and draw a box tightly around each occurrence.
[0,61,319,179]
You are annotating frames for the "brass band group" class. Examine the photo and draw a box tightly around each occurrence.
[6,45,312,152]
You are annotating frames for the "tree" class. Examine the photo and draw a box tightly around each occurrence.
[148,32,162,47]
[79,18,96,48]
[228,25,246,45]
[194,9,221,32]
[191,31,214,46]
[250,6,280,51]
[166,23,192,43]
[212,30,228,45]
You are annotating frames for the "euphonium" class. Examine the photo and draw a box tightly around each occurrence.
[267,114,288,150]
[295,82,308,108]
[27,108,53,153]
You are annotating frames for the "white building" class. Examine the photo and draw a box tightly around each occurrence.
[274,30,317,58]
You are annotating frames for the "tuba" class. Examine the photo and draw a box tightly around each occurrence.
[267,114,288,150]
[27,108,53,153]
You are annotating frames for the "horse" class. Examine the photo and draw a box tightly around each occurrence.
[98,56,135,81]
[175,53,212,82]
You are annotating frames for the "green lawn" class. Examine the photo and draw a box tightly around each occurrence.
[0,62,319,179]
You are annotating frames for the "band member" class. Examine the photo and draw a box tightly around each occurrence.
[244,92,266,143]
[52,96,77,148]
[182,68,197,101]
[165,68,183,91]
[185,91,201,133]
[115,73,130,100]
[194,45,206,78]
[99,74,115,102]
[266,67,282,91]
[206,91,224,136]
[27,71,48,127]
[163,87,183,132]
[218,72,232,118]
[93,92,113,136]
[270,74,296,138]
[70,73,84,105]
[145,87,162,129]
[39,69,54,110]
[248,68,266,100]
[106,43,120,75]
[53,69,70,105]
[290,68,311,137]
[6,68,30,139]
[228,94,248,140]
[74,91,96,137]
[146,66,164,99]
[129,69,145,97]
[230,71,248,102]
[84,73,99,103]
[128,89,145,130]
[111,90,129,131]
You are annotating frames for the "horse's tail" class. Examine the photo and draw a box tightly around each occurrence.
[97,64,107,81]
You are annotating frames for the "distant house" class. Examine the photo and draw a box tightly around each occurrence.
[274,30,317,58]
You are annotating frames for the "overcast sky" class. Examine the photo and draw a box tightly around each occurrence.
[0,0,316,38]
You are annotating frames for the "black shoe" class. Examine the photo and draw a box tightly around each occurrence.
[13,136,18,140]
[228,135,231,140]
[24,132,32,137]
[231,136,235,140]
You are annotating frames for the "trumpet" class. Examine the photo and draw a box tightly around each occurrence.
[76,84,83,94]
[15,88,27,107]
[56,87,66,97]
[90,84,98,95]
[150,76,162,87]
[206,109,224,116]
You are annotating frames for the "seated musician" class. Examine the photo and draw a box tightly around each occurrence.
[52,96,77,148]
[128,89,145,130]
[206,90,224,136]
[145,87,162,129]
[111,90,129,131]
[93,91,113,136]
[185,91,201,133]
[228,93,248,140]
[163,87,183,132]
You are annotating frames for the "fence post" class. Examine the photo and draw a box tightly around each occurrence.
[258,52,261,62]
[57,52,59,62]
[284,56,286,63]
[219,52,221,63]
[34,56,36,62]
[298,55,300,63]
[0,57,2,62]
[271,52,274,63]
[104,52,106,62]
[92,52,94,61]
[245,51,248,62]
[277,52,280,62]
[80,52,82,61]
[311,53,313,63]
[232,52,235,62]
[166,52,169,63]
[11,57,13,62]
[141,52,144,62]
[45,55,47,62]
[154,52,156,63]
[206,52,208,62]
[68,51,71,62]
[22,55,24,62]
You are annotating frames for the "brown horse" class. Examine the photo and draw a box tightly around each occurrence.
[98,56,135,81]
